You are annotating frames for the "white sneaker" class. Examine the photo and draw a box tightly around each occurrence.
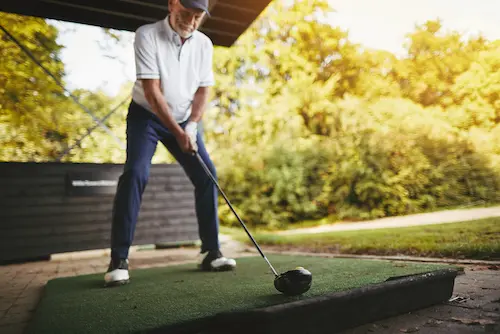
[104,259,130,287]
[200,250,236,271]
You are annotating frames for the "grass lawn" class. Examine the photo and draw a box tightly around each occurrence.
[25,255,452,334]
[222,217,500,260]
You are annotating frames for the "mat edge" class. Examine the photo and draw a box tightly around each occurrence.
[211,268,460,334]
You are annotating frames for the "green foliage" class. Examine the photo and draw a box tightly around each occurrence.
[0,14,174,164]
[0,13,68,161]
[217,137,331,229]
[1,1,500,228]
[393,19,488,108]
[206,0,500,227]
[215,93,500,227]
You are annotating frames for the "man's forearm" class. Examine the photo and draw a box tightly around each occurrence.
[145,88,184,137]
[189,86,210,123]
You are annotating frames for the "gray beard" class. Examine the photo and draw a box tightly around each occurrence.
[174,18,193,38]
[168,16,193,39]
[178,30,192,38]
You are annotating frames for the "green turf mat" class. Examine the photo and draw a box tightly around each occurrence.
[26,255,454,334]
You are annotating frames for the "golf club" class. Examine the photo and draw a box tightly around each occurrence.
[193,150,312,296]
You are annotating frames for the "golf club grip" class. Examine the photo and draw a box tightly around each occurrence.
[194,152,278,277]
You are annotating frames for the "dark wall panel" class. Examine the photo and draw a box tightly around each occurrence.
[0,162,199,263]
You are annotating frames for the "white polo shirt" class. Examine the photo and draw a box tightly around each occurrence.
[131,16,215,123]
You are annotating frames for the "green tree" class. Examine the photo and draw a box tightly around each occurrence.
[2,2,500,229]
[392,19,488,108]
[0,13,68,161]
[448,41,500,130]
[0,13,134,163]
[204,2,500,227]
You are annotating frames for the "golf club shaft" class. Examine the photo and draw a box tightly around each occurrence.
[194,151,279,277]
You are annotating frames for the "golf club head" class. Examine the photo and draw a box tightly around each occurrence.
[274,267,312,296]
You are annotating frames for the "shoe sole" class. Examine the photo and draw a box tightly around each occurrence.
[200,264,236,272]
[104,279,130,288]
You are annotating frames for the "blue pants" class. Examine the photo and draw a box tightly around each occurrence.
[110,100,220,260]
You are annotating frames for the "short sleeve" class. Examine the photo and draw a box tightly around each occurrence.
[199,38,215,87]
[134,26,160,80]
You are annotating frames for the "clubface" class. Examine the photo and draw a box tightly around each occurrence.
[274,267,312,296]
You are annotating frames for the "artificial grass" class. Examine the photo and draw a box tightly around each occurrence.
[223,217,500,260]
[25,255,454,334]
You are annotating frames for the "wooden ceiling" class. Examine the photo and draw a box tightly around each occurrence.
[0,0,272,46]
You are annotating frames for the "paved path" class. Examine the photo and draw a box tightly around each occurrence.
[278,206,500,235]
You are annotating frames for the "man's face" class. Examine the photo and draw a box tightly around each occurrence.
[169,0,205,38]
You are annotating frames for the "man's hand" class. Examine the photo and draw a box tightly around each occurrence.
[184,121,198,152]
[175,131,195,154]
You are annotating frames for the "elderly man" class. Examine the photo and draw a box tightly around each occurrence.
[104,0,236,287]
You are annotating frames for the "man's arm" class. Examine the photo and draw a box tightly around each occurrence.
[142,79,193,153]
[133,26,192,152]
[142,79,184,138]
[189,86,210,123]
